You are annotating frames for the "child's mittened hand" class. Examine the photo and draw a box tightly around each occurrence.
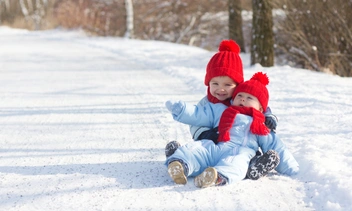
[165,100,185,116]
[264,114,278,131]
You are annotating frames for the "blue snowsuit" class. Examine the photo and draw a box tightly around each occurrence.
[166,102,299,184]
[190,96,276,140]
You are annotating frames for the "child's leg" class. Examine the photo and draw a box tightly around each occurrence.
[165,140,217,184]
[194,145,249,188]
[215,147,255,184]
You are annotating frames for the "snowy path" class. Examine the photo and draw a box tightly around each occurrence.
[0,30,199,210]
[1,28,351,210]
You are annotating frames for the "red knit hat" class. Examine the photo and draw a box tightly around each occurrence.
[232,72,269,112]
[204,40,244,86]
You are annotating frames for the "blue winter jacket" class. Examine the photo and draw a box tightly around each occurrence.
[170,101,299,178]
[190,96,276,140]
[189,96,211,140]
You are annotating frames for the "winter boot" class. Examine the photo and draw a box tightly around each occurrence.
[194,167,219,188]
[168,161,187,184]
[215,173,228,186]
[165,140,181,158]
[246,150,280,180]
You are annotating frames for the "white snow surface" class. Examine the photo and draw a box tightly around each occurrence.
[0,26,351,211]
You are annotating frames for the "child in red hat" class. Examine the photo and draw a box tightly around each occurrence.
[165,40,279,180]
[165,72,299,188]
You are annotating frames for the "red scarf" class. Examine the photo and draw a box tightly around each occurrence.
[218,106,269,142]
[206,87,232,106]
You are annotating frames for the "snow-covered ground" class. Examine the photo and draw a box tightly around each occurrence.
[0,26,351,211]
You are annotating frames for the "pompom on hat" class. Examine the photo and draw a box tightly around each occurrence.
[232,72,270,112]
[204,40,244,86]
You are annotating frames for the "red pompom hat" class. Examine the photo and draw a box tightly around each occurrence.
[232,72,270,112]
[204,40,244,86]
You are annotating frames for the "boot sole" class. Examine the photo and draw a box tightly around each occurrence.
[194,167,218,188]
[168,161,187,184]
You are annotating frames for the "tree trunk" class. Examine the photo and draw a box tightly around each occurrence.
[124,0,134,38]
[19,0,29,18]
[250,0,274,67]
[26,0,33,12]
[228,0,245,52]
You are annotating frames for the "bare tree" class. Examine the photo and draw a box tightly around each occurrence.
[250,0,274,67]
[133,0,227,49]
[19,0,47,30]
[228,0,245,52]
[0,0,20,25]
[0,0,4,24]
[26,0,33,12]
[19,0,29,18]
[275,0,352,77]
[124,0,133,38]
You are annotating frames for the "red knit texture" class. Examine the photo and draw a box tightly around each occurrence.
[204,40,244,86]
[232,72,270,112]
[218,106,270,142]
[251,72,269,86]
[218,40,240,53]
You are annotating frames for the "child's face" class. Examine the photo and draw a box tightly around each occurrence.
[209,76,237,101]
[232,92,263,112]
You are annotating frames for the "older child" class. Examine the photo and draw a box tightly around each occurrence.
[165,40,279,180]
[165,72,299,187]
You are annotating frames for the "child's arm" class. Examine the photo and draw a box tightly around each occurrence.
[258,133,299,176]
[189,96,213,141]
[165,100,226,128]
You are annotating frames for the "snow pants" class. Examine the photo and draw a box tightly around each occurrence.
[165,139,256,184]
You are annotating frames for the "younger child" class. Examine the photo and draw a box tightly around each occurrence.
[165,40,279,180]
[165,72,299,187]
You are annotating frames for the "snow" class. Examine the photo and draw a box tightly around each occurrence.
[0,26,351,211]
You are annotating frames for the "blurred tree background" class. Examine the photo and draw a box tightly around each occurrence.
[0,0,351,77]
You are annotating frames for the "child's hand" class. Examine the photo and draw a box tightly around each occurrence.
[165,100,185,116]
[198,127,219,143]
[264,114,278,132]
